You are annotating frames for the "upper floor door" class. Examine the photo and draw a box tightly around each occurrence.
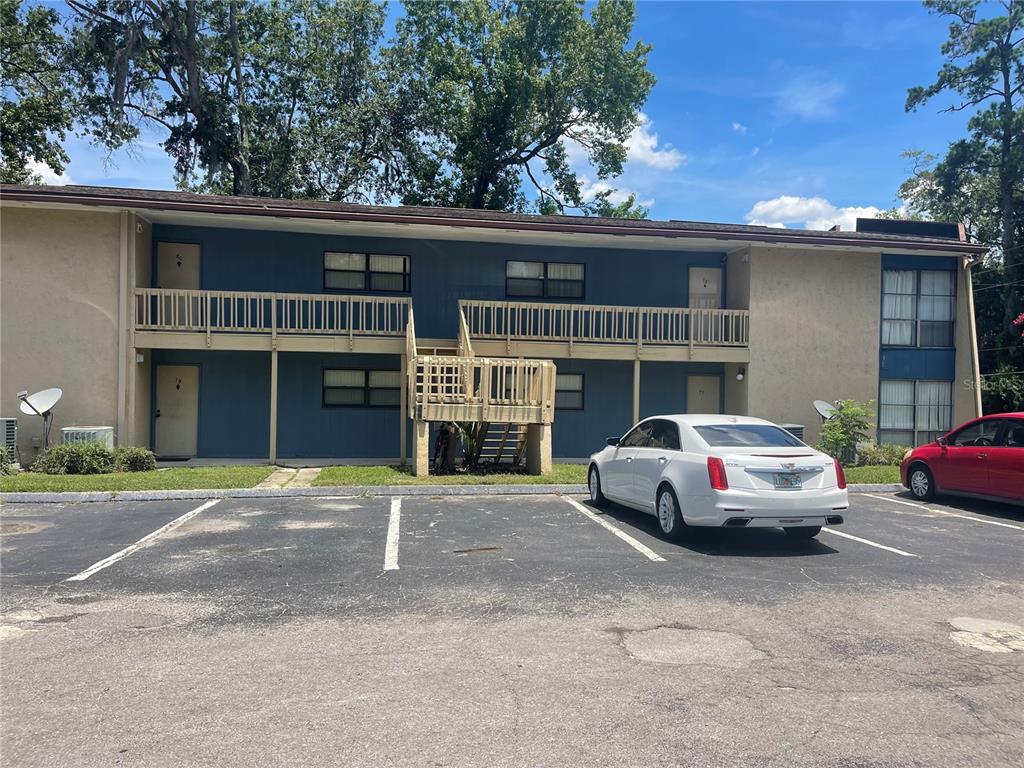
[689,267,721,309]
[157,242,201,289]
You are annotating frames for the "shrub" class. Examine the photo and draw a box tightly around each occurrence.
[816,399,874,465]
[113,446,156,472]
[0,445,13,475]
[856,443,908,467]
[32,442,114,475]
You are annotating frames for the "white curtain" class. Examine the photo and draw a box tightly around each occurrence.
[882,270,916,345]
[879,380,914,429]
[915,381,952,432]
[918,270,954,321]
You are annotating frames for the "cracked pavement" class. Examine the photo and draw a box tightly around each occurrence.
[1,492,1022,767]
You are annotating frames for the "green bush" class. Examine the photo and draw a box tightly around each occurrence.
[816,399,874,465]
[32,442,114,475]
[856,443,908,467]
[0,445,14,475]
[113,446,156,472]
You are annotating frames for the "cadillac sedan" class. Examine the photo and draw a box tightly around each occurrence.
[587,414,848,540]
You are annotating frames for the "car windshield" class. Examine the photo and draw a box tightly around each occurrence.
[694,424,804,448]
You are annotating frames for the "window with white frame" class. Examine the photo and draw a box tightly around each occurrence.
[554,373,584,410]
[878,379,952,446]
[506,261,585,299]
[881,269,954,347]
[323,369,402,407]
[324,252,410,292]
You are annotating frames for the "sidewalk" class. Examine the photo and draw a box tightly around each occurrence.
[0,482,904,504]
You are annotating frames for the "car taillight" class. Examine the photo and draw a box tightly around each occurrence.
[834,458,847,490]
[707,456,728,491]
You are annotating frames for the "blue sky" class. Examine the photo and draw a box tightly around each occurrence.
[46,1,974,230]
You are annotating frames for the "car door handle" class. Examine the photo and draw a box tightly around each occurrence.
[976,453,988,459]
[658,457,668,463]
[625,457,632,463]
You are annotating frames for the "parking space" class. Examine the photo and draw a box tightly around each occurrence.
[2,491,1022,767]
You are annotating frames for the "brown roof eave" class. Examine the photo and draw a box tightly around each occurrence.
[0,187,989,256]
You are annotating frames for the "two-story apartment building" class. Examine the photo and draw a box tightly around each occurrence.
[0,184,986,472]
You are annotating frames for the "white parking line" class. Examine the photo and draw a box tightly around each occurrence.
[819,527,918,557]
[66,499,221,582]
[563,497,666,562]
[383,497,401,571]
[864,493,1024,531]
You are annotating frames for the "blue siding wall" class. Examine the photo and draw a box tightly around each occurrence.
[153,350,270,458]
[277,352,402,459]
[152,224,726,339]
[879,349,956,380]
[882,253,958,271]
[550,360,725,457]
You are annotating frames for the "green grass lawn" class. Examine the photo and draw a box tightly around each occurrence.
[844,465,901,485]
[0,466,275,493]
[314,463,589,486]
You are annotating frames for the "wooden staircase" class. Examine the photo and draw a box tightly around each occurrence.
[470,422,528,467]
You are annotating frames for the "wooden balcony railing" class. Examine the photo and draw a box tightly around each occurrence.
[412,355,555,424]
[458,299,749,349]
[134,288,411,344]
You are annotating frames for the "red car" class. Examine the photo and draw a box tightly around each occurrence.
[900,412,1024,503]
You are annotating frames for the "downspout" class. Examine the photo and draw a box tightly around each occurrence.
[964,254,983,417]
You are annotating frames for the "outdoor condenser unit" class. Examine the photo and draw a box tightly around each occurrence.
[61,426,115,449]
[0,418,16,455]
[780,423,805,441]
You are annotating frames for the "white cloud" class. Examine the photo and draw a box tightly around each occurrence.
[731,122,748,134]
[751,146,760,157]
[625,113,686,170]
[579,178,654,209]
[745,195,882,231]
[777,77,845,120]
[25,158,73,185]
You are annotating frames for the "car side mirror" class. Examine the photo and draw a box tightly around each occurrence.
[606,437,620,446]
[937,436,948,449]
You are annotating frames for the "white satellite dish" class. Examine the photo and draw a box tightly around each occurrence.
[814,399,838,421]
[17,387,62,448]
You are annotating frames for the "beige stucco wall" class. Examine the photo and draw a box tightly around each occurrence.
[953,261,981,424]
[1,206,122,462]
[129,214,153,448]
[744,246,882,445]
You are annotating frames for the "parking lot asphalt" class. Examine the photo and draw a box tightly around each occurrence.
[2,491,1022,767]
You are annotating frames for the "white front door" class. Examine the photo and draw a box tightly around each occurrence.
[688,267,722,309]
[155,365,199,458]
[687,375,721,414]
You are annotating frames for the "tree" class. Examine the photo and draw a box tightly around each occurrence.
[0,0,73,183]
[390,0,655,213]
[67,0,409,201]
[906,0,1024,350]
[817,400,874,464]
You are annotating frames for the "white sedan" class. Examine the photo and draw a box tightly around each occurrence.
[587,414,848,540]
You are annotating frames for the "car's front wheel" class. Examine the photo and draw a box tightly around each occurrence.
[656,485,685,540]
[907,464,936,501]
[588,465,606,506]
[784,526,822,540]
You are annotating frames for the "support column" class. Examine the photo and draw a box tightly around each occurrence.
[269,349,279,465]
[411,419,429,476]
[632,358,641,425]
[400,354,408,463]
[526,424,552,475]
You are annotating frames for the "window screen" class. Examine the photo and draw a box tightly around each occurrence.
[554,373,584,410]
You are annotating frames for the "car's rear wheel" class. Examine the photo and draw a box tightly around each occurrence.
[656,485,685,540]
[908,464,936,501]
[784,526,822,540]
[588,465,606,506]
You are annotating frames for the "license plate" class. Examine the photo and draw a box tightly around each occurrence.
[774,473,802,489]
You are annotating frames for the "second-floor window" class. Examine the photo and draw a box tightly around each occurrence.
[881,269,954,347]
[325,252,410,292]
[506,260,585,299]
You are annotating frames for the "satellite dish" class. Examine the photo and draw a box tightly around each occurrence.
[17,388,62,449]
[814,399,838,421]
[19,388,62,416]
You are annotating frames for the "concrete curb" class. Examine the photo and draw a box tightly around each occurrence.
[0,483,905,504]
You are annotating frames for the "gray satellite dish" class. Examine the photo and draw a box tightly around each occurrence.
[814,399,838,421]
[18,387,62,448]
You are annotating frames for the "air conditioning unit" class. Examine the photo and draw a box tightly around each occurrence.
[780,423,805,441]
[0,418,16,455]
[61,426,115,449]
